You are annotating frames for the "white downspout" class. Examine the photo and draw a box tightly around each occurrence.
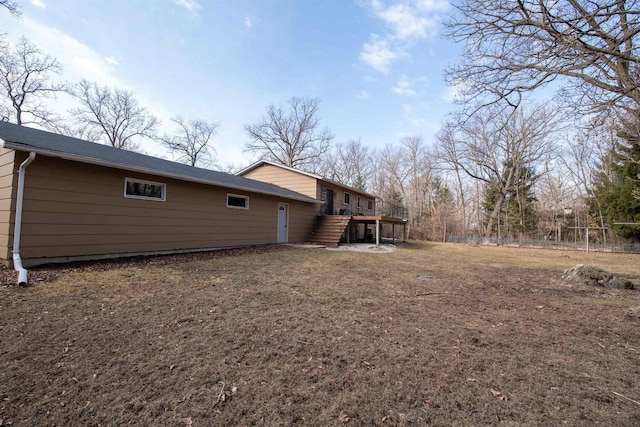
[13,152,36,286]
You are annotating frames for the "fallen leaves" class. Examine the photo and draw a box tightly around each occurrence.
[490,388,508,401]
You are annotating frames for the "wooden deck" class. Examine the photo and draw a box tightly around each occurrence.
[351,215,408,224]
[349,215,407,244]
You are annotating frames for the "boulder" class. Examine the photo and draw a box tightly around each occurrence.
[561,264,635,290]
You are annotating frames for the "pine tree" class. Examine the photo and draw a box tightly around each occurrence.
[483,166,538,238]
[593,114,640,240]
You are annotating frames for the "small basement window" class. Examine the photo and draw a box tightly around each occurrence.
[124,178,166,201]
[344,192,350,205]
[227,194,249,209]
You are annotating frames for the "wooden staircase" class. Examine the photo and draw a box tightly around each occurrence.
[308,215,350,247]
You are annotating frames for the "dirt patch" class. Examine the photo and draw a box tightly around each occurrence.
[326,243,398,253]
[1,243,639,425]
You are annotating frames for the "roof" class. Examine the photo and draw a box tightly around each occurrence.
[0,122,320,204]
[237,160,378,199]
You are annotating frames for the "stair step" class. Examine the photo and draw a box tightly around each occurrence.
[309,215,350,246]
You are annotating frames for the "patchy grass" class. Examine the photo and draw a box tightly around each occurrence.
[1,242,639,426]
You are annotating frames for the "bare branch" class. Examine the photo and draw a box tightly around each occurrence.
[160,116,219,167]
[70,80,159,151]
[445,0,640,117]
[244,96,333,171]
[0,37,66,125]
[0,0,21,17]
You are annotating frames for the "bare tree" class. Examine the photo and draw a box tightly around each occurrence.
[244,96,333,170]
[70,80,159,150]
[436,122,470,233]
[445,104,561,238]
[160,117,219,167]
[320,138,372,189]
[0,37,66,126]
[445,0,640,116]
[0,0,20,16]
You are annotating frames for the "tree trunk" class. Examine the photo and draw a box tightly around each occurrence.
[484,191,506,239]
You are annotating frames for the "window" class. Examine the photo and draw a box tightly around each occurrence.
[227,193,249,209]
[357,196,361,207]
[124,178,165,201]
[343,192,350,205]
[367,199,374,210]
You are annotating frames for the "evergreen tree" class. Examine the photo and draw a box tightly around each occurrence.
[593,114,640,240]
[483,166,538,238]
[382,187,404,218]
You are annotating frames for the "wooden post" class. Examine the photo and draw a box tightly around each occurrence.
[403,223,407,242]
[376,219,380,246]
[392,224,396,244]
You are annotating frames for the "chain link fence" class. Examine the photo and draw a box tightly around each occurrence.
[446,235,640,254]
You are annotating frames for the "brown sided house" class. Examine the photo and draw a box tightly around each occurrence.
[238,160,407,247]
[0,122,320,284]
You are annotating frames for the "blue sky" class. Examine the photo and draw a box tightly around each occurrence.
[4,0,459,167]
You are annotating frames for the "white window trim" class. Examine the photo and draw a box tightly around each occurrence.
[124,177,166,202]
[343,192,350,205]
[227,193,249,210]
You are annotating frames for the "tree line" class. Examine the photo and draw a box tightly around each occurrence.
[1,0,638,243]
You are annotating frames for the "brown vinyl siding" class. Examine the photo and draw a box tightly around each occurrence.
[241,164,317,199]
[0,148,16,259]
[317,180,375,215]
[14,155,316,263]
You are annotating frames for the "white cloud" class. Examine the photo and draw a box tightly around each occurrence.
[376,3,432,41]
[31,0,46,8]
[415,0,450,13]
[393,76,417,97]
[359,34,403,73]
[244,16,253,29]
[105,56,120,66]
[359,0,450,73]
[16,18,120,87]
[173,0,200,11]
[369,0,447,41]
[356,90,370,99]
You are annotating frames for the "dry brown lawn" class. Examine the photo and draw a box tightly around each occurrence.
[1,242,639,426]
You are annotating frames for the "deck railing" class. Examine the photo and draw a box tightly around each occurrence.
[319,199,407,220]
[376,200,408,220]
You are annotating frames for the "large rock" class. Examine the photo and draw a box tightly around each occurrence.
[561,264,635,290]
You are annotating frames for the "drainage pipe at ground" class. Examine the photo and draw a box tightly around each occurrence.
[12,152,36,286]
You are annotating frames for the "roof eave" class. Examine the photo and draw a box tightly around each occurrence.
[238,160,379,199]
[3,142,321,204]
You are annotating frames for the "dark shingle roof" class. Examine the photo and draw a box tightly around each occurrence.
[0,121,319,204]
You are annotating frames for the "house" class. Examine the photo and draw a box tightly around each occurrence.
[0,122,321,284]
[238,160,407,246]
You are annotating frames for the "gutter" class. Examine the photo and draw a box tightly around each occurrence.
[12,151,36,286]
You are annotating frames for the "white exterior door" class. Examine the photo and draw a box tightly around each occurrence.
[277,203,288,243]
